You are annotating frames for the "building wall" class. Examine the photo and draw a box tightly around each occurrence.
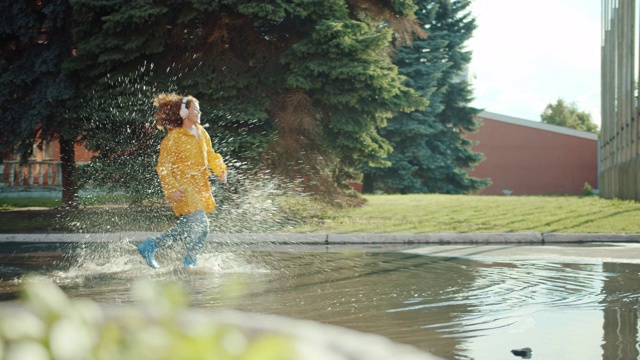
[48,141,95,162]
[2,140,95,163]
[599,160,640,201]
[2,140,95,188]
[599,0,640,201]
[467,112,598,196]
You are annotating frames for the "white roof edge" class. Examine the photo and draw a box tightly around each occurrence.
[477,111,599,141]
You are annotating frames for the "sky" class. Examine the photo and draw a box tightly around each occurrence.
[466,0,602,126]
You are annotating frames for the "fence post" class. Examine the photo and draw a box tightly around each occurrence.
[56,162,62,187]
[27,163,34,186]
[9,163,16,187]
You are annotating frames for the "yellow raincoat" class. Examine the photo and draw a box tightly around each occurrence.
[156,125,226,216]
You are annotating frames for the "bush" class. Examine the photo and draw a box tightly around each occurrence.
[0,277,295,360]
[582,182,594,196]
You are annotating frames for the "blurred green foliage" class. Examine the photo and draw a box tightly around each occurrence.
[0,277,295,360]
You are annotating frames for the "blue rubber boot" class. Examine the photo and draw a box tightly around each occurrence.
[137,237,159,269]
[183,255,197,268]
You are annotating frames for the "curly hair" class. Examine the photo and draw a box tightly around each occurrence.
[153,93,198,130]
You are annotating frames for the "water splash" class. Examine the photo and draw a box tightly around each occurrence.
[22,60,320,293]
[30,239,273,304]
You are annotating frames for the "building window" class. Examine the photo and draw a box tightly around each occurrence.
[31,141,56,161]
[43,141,55,160]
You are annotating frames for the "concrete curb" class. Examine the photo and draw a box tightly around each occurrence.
[1,232,640,244]
[542,233,640,243]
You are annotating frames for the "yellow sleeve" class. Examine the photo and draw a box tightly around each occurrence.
[155,136,180,197]
[204,131,227,177]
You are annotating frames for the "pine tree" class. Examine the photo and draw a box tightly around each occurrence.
[281,17,427,185]
[0,0,80,207]
[364,0,489,194]
[63,0,426,201]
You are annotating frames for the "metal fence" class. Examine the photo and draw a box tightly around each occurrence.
[600,0,640,200]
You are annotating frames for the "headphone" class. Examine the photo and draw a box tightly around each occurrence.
[179,97,189,118]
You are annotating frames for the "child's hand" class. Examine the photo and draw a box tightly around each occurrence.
[218,171,227,183]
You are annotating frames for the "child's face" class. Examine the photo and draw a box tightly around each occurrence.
[186,102,201,125]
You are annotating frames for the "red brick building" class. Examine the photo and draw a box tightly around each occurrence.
[2,140,94,163]
[1,140,94,188]
[467,111,599,196]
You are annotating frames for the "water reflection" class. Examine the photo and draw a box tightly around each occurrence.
[601,262,640,360]
[0,243,638,360]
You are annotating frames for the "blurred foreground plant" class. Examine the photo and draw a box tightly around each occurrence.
[0,277,295,360]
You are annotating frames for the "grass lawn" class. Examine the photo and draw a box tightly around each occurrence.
[1,194,639,234]
[289,194,640,234]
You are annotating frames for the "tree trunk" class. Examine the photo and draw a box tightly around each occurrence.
[60,136,78,209]
[362,172,374,194]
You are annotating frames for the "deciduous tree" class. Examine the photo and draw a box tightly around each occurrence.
[541,98,599,134]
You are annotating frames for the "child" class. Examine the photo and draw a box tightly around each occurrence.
[137,93,227,268]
